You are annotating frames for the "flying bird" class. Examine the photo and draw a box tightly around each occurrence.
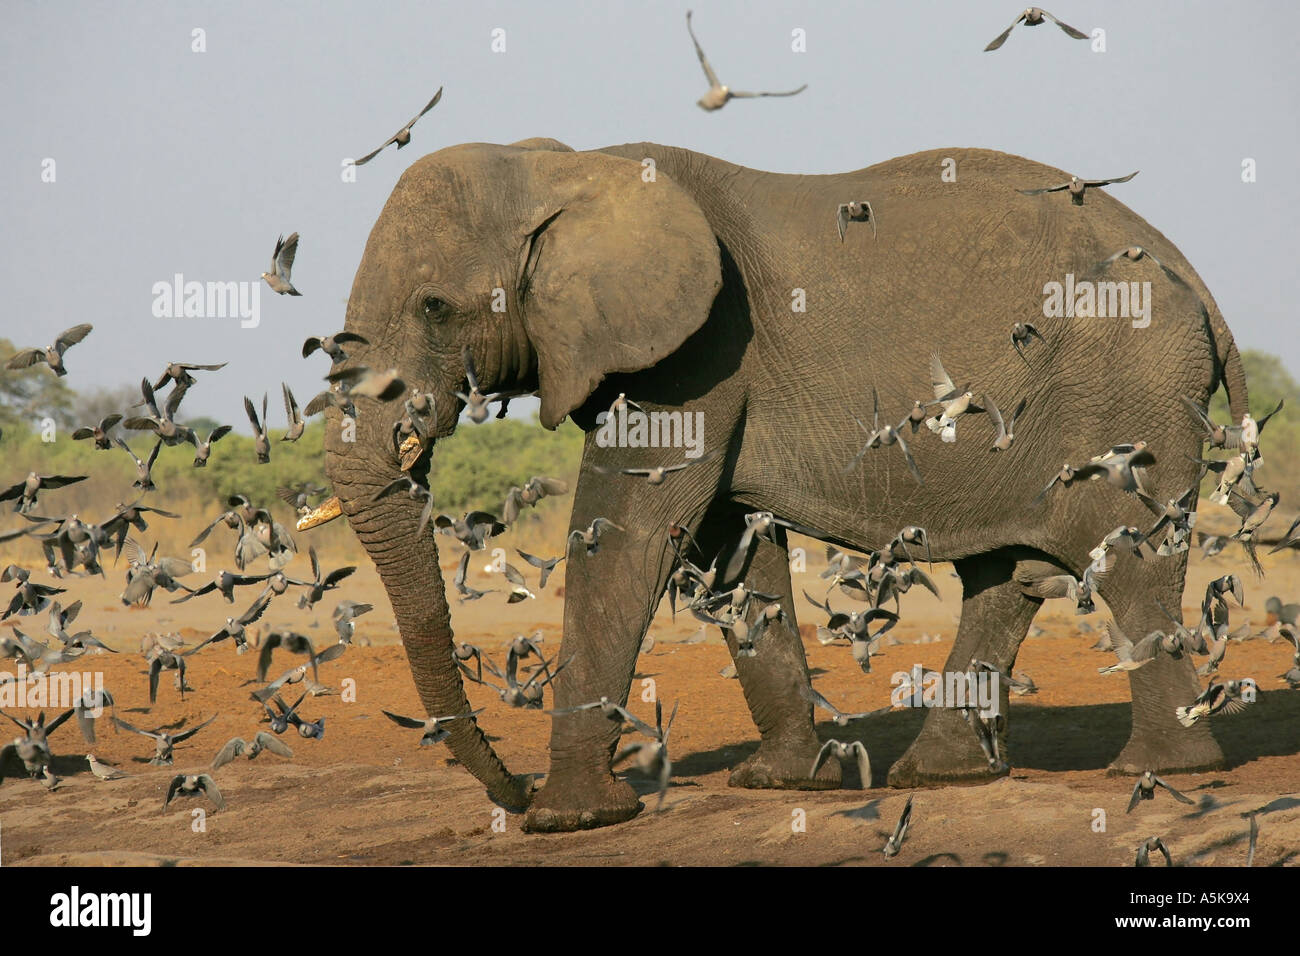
[984,7,1088,51]
[836,201,876,241]
[302,331,369,363]
[883,795,914,858]
[1127,770,1194,812]
[686,10,807,112]
[5,324,94,376]
[261,233,301,295]
[352,87,444,166]
[1018,171,1139,206]
[164,773,225,811]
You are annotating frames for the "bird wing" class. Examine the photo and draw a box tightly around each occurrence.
[6,348,46,369]
[55,323,94,352]
[406,87,443,128]
[929,353,957,400]
[685,11,720,87]
[983,11,1026,51]
[276,233,299,277]
[1082,171,1139,187]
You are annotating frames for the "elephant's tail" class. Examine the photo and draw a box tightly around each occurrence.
[1206,302,1250,423]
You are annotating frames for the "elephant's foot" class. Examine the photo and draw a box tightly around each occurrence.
[729,738,843,790]
[887,708,1009,788]
[522,773,642,833]
[1108,728,1224,777]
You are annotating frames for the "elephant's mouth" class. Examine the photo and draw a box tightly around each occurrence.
[297,433,426,532]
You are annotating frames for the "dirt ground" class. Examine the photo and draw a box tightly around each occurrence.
[2,517,1299,867]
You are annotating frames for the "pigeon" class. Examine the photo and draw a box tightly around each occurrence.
[261,233,301,295]
[252,643,346,702]
[882,794,914,858]
[381,708,484,746]
[612,699,679,811]
[568,517,624,556]
[1135,836,1172,867]
[984,7,1088,50]
[244,394,271,464]
[686,10,807,111]
[1092,246,1191,291]
[453,550,496,603]
[373,475,437,536]
[844,387,924,481]
[113,714,218,766]
[811,739,872,787]
[194,591,273,654]
[987,396,1027,452]
[352,87,443,166]
[1197,533,1231,558]
[71,414,124,450]
[114,438,162,492]
[1175,680,1252,726]
[924,355,984,443]
[86,753,128,781]
[1,564,66,619]
[516,550,564,588]
[211,732,293,769]
[0,472,88,513]
[1127,770,1195,812]
[1018,171,1139,206]
[153,361,227,391]
[592,450,720,486]
[302,331,370,363]
[801,685,893,726]
[332,600,373,644]
[280,383,305,442]
[5,324,94,376]
[188,425,233,466]
[122,376,193,446]
[1097,621,1170,674]
[836,201,876,241]
[296,547,356,610]
[1010,322,1044,362]
[164,773,225,811]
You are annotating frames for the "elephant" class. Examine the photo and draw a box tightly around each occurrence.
[321,136,1249,833]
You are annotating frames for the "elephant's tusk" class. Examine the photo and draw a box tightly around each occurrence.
[399,434,424,472]
[296,495,343,531]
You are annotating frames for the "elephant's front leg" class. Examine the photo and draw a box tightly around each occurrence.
[523,493,691,833]
[725,528,842,790]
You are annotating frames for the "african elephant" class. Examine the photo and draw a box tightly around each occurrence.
[321,137,1248,833]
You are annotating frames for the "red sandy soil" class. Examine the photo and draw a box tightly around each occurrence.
[1,531,1298,867]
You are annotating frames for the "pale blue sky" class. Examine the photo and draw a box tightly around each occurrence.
[3,0,1296,426]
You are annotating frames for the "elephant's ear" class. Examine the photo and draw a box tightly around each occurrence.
[516,150,722,429]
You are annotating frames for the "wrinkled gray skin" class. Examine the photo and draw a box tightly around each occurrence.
[325,138,1248,833]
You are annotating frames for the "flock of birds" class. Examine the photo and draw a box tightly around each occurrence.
[0,7,1293,862]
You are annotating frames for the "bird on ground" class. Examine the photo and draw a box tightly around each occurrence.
[984,7,1087,50]
[86,753,128,781]
[352,87,443,166]
[686,10,806,111]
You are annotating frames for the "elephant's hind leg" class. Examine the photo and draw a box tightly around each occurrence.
[1098,551,1224,776]
[887,550,1040,788]
[723,528,843,791]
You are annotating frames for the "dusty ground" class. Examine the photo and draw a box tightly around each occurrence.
[1,516,1299,867]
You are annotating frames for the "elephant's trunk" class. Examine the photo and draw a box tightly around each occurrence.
[324,437,532,812]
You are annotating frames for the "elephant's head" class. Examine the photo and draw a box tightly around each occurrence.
[323,140,722,808]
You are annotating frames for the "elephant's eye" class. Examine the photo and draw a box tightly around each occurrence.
[423,295,447,321]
